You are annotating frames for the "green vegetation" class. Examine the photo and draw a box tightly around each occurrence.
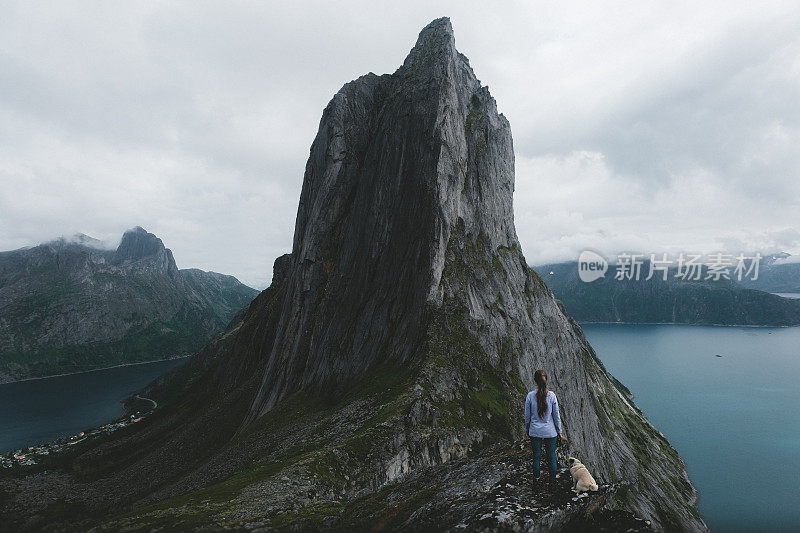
[537,262,800,326]
[95,359,417,529]
[426,221,529,443]
[465,107,484,134]
[0,255,257,381]
[441,222,513,283]
[13,281,77,314]
[426,305,526,443]
[0,314,208,379]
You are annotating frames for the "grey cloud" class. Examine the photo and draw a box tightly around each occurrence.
[0,1,798,287]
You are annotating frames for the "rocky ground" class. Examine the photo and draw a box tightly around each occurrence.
[72,441,654,532]
[0,377,654,532]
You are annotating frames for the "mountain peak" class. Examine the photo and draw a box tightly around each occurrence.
[113,227,178,277]
[116,227,164,259]
[411,17,454,52]
[264,16,512,421]
[400,17,460,79]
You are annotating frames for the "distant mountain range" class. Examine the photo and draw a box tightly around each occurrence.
[737,253,800,293]
[0,227,258,382]
[534,259,800,326]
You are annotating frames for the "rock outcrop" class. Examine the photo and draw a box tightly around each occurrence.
[0,227,258,381]
[244,15,520,420]
[0,19,706,532]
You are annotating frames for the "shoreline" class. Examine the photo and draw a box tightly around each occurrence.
[576,321,799,328]
[0,355,192,385]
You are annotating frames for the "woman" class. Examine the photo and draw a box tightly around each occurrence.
[524,369,565,481]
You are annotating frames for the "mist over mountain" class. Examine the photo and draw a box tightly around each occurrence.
[736,253,800,294]
[0,227,258,382]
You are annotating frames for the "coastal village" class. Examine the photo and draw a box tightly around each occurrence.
[1,411,147,470]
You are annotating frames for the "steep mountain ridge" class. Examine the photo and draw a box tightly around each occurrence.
[243,18,519,421]
[0,19,705,532]
[0,227,258,381]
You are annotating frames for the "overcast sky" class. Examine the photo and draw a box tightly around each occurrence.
[1,1,798,288]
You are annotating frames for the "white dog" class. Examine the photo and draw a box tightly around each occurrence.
[567,457,599,492]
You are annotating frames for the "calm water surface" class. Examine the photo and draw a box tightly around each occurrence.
[0,358,186,453]
[582,324,800,532]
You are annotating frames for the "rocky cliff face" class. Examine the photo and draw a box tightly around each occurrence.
[0,19,705,532]
[0,227,258,381]
[244,17,524,421]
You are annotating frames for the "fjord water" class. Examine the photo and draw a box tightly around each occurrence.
[0,358,186,453]
[582,324,800,531]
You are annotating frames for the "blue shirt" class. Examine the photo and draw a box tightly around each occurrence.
[524,389,562,438]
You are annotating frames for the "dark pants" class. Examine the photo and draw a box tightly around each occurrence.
[530,436,558,480]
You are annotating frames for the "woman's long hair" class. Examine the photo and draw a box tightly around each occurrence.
[534,370,548,420]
